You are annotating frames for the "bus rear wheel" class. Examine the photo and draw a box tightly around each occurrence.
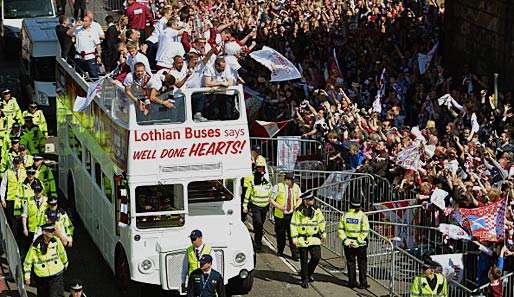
[115,250,142,297]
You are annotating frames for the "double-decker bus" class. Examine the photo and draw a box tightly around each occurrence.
[55,57,255,295]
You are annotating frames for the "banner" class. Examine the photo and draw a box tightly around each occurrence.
[251,120,291,138]
[453,198,507,243]
[373,200,416,248]
[276,136,301,170]
[250,46,302,82]
[430,253,464,283]
[430,188,448,210]
[73,76,106,112]
[395,144,422,171]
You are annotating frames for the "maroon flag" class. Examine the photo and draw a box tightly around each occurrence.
[251,120,291,138]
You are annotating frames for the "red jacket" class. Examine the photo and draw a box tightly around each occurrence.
[125,3,153,30]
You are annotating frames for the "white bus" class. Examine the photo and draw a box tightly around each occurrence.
[55,57,255,295]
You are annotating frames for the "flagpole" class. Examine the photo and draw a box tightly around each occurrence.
[494,73,499,109]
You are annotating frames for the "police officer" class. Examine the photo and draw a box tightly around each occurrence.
[21,115,46,155]
[23,103,48,137]
[0,156,26,229]
[19,145,34,168]
[291,191,326,288]
[23,223,68,297]
[34,156,57,198]
[410,259,448,297]
[37,197,74,247]
[182,229,216,289]
[1,89,23,127]
[21,181,48,243]
[270,173,301,260]
[187,254,226,297]
[243,158,272,251]
[0,136,21,172]
[338,200,370,289]
[69,280,88,297]
[14,167,41,220]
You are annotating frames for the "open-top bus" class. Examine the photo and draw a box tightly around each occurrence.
[55,57,255,295]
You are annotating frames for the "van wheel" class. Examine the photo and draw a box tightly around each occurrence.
[115,249,141,297]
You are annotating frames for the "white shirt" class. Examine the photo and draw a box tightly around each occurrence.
[185,61,207,89]
[123,73,156,99]
[91,21,105,39]
[156,28,185,68]
[169,63,188,82]
[126,52,152,75]
[0,171,8,202]
[73,26,101,60]
[202,65,236,87]
[146,17,167,44]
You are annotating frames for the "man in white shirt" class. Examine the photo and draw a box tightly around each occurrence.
[124,62,155,114]
[145,7,172,70]
[67,16,102,79]
[85,11,105,40]
[126,41,152,75]
[169,56,192,89]
[156,18,186,70]
[202,57,235,88]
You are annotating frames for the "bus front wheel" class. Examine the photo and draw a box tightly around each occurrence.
[227,270,254,295]
[115,249,141,297]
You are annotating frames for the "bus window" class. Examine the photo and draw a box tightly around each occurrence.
[188,179,235,203]
[191,90,240,122]
[94,162,102,187]
[102,173,113,203]
[85,150,92,175]
[68,132,82,161]
[135,92,185,125]
[135,184,185,229]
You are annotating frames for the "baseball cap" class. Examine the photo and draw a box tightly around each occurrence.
[190,229,202,241]
[199,254,213,266]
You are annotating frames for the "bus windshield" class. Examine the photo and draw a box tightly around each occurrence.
[135,184,185,229]
[135,92,186,125]
[3,0,54,18]
[188,179,235,203]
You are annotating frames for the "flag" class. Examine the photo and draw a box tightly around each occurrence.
[73,76,106,112]
[243,86,264,122]
[249,46,302,82]
[395,144,422,171]
[453,198,507,243]
[377,68,386,98]
[418,42,438,75]
[276,136,301,170]
[430,188,448,210]
[370,94,382,114]
[251,120,291,138]
[438,224,471,241]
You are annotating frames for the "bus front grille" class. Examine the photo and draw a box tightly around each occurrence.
[165,249,225,290]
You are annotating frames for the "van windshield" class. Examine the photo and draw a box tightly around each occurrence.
[3,0,54,18]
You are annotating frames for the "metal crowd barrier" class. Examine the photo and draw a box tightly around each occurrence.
[0,207,28,297]
[372,174,419,203]
[249,137,327,168]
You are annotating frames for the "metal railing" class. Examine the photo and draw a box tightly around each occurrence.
[249,137,327,169]
[0,207,28,297]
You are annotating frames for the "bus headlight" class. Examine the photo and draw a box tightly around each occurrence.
[138,259,153,274]
[234,252,246,265]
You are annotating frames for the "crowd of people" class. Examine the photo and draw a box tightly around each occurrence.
[49,0,514,295]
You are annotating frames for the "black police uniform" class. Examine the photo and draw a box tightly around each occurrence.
[187,268,225,297]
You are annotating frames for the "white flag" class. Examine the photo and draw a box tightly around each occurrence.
[418,42,438,75]
[430,253,464,283]
[371,95,382,113]
[73,76,106,112]
[395,144,421,170]
[438,224,471,241]
[430,188,448,210]
[250,46,301,82]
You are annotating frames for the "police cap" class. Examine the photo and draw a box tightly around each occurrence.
[12,122,20,129]
[283,173,294,181]
[422,259,440,270]
[28,103,38,109]
[70,280,83,291]
[31,182,43,193]
[33,155,44,161]
[26,167,36,175]
[2,89,10,95]
[350,200,361,208]
[251,145,261,152]
[11,136,20,144]
[300,191,315,200]
[47,196,58,205]
[23,115,33,121]
[189,229,202,241]
[46,210,59,222]
[41,223,56,232]
[199,254,213,266]
[12,156,23,164]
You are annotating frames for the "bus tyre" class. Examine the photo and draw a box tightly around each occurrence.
[115,250,141,297]
[227,271,254,295]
